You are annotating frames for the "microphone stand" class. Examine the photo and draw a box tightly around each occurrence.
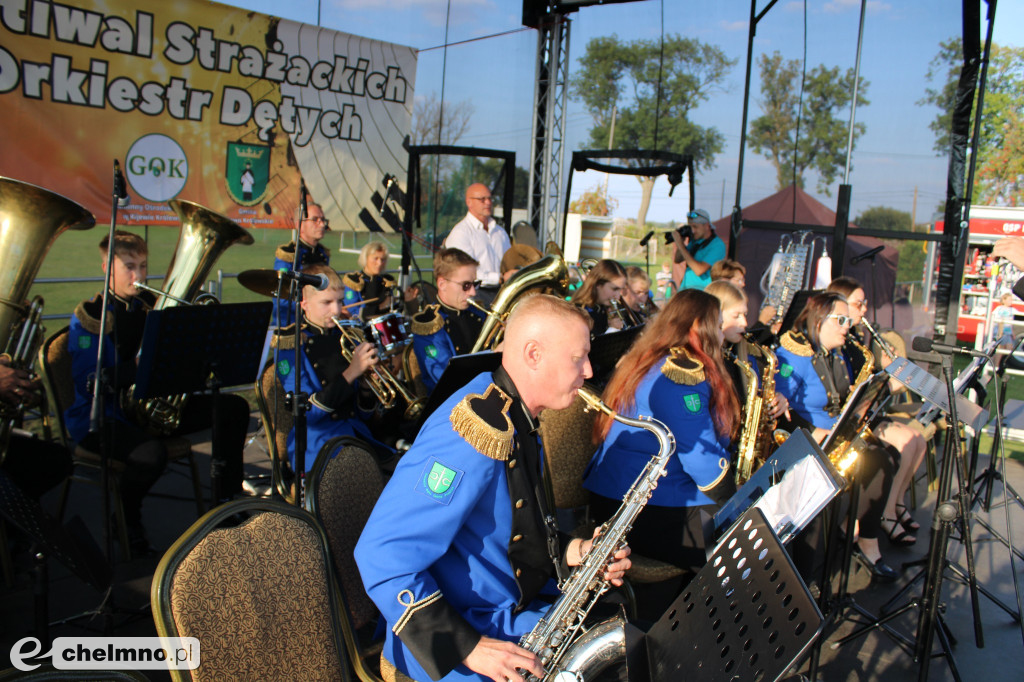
[288,181,310,505]
[85,160,125,631]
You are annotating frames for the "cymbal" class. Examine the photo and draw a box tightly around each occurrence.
[237,268,285,297]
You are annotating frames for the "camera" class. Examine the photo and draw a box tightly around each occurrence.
[664,223,693,245]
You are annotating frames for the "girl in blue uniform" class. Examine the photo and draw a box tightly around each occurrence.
[571,259,628,335]
[775,292,899,581]
[584,289,739,583]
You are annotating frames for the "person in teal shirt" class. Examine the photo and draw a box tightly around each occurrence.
[671,208,725,291]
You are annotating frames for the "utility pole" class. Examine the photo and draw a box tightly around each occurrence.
[603,104,617,201]
[911,185,918,231]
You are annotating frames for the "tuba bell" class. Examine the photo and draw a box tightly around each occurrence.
[0,178,95,453]
[123,200,254,434]
[470,254,569,353]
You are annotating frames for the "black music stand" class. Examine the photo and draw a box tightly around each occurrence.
[133,302,272,506]
[418,351,503,428]
[645,507,824,682]
[0,471,110,644]
[589,325,644,384]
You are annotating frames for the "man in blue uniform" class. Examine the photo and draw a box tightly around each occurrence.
[355,295,631,682]
[273,202,331,326]
[411,248,485,393]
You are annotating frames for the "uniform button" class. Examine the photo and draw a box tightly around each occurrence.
[515,568,522,577]
[321,379,327,386]
[508,459,517,469]
[515,499,524,509]
[512,534,523,542]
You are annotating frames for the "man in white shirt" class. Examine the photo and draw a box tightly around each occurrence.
[444,183,512,304]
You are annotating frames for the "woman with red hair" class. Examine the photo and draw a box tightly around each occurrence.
[584,290,739,582]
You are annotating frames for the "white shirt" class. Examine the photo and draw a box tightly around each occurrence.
[444,212,512,287]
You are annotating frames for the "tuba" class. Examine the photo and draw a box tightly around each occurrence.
[123,200,254,434]
[0,178,95,453]
[470,254,569,353]
[518,387,675,681]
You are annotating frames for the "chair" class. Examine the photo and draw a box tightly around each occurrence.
[37,327,204,561]
[306,436,388,682]
[538,389,685,590]
[0,665,150,680]
[255,362,296,502]
[152,498,348,682]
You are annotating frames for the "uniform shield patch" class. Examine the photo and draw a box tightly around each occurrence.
[684,393,702,413]
[277,359,291,376]
[417,458,464,505]
[426,344,438,358]
[780,363,793,378]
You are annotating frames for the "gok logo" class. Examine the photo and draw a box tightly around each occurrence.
[124,133,189,202]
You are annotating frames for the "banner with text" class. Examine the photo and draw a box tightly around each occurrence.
[0,0,416,231]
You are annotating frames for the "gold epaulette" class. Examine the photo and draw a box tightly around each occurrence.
[661,347,705,385]
[74,295,111,335]
[271,324,297,350]
[275,242,296,264]
[411,305,443,336]
[381,273,396,287]
[780,330,814,357]
[449,384,513,461]
[342,272,364,292]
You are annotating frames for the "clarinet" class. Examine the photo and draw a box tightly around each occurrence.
[518,387,676,681]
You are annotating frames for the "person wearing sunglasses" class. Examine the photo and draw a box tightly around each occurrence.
[828,276,926,549]
[671,207,725,292]
[272,201,332,326]
[775,291,899,583]
[443,183,512,305]
[411,248,486,392]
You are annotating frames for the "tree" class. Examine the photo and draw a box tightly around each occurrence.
[855,206,912,232]
[920,41,1024,205]
[571,34,734,228]
[410,92,473,146]
[569,184,618,216]
[748,51,869,194]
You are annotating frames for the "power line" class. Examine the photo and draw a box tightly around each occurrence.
[419,27,532,52]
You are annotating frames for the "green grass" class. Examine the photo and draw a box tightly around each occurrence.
[976,434,1024,464]
[30,227,435,323]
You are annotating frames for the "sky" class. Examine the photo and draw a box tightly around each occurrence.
[217,0,1021,226]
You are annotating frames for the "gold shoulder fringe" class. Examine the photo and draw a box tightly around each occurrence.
[381,273,396,286]
[74,296,111,335]
[780,330,814,357]
[271,325,297,350]
[342,272,363,292]
[449,385,513,461]
[275,242,295,263]
[661,348,705,385]
[411,305,443,336]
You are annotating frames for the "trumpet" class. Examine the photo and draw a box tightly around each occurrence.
[608,297,643,329]
[330,316,425,421]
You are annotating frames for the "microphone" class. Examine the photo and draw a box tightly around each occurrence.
[639,230,655,247]
[912,336,990,359]
[850,245,884,265]
[299,177,308,219]
[113,159,129,207]
[379,173,396,217]
[279,270,329,291]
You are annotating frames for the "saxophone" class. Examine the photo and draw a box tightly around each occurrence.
[518,387,675,682]
[729,347,761,486]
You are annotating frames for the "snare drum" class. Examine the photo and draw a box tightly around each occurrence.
[366,313,411,358]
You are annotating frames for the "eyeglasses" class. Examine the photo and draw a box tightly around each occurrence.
[446,278,481,292]
[826,313,853,327]
[469,196,493,203]
[686,211,706,220]
[304,216,329,227]
[850,299,868,310]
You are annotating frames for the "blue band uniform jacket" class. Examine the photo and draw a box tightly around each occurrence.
[272,320,388,472]
[355,368,568,682]
[584,348,732,508]
[774,330,850,431]
[411,303,484,393]
[271,239,330,327]
[66,290,156,444]
[342,271,395,320]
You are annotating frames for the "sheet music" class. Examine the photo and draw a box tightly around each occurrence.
[886,357,988,432]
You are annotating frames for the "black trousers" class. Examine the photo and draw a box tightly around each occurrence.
[171,393,250,500]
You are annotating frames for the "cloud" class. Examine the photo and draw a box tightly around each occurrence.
[719,19,748,31]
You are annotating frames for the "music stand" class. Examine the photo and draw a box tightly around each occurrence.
[417,351,503,427]
[645,507,824,682]
[778,289,819,335]
[133,302,273,505]
[712,428,842,547]
[589,325,644,383]
[0,471,110,644]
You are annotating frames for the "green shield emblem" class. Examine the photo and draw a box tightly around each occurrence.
[780,364,793,378]
[277,359,291,376]
[684,394,702,413]
[427,462,456,494]
[426,344,438,358]
[225,141,270,206]
[77,335,92,350]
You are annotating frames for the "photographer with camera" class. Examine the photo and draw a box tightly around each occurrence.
[669,208,724,292]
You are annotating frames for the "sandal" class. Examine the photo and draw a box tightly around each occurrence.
[881,518,916,546]
[895,503,921,532]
